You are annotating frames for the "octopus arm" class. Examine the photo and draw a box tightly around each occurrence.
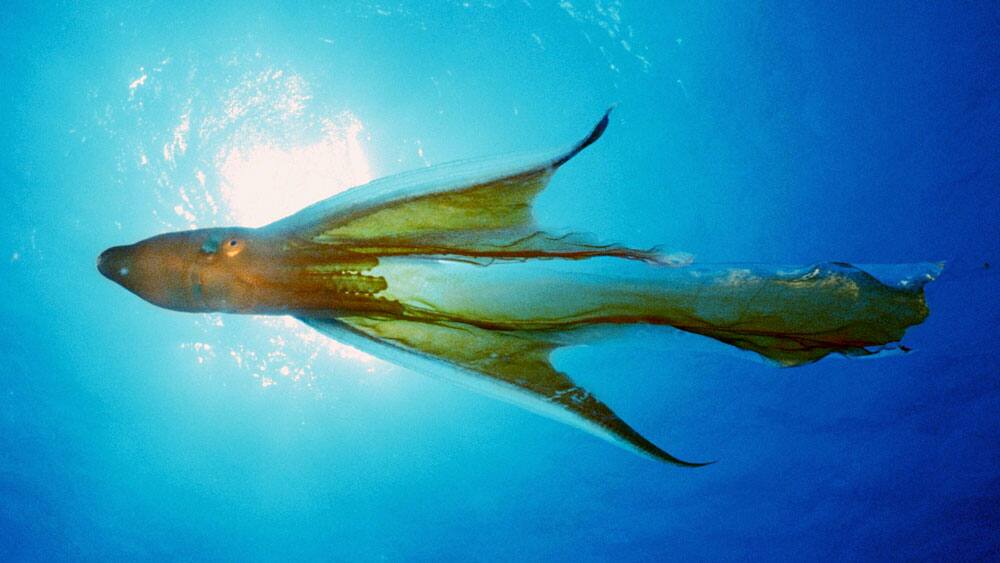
[300,315,711,467]
[263,108,672,264]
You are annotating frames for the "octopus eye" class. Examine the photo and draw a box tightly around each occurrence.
[224,238,244,257]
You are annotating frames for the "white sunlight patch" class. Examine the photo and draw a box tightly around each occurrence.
[216,115,371,227]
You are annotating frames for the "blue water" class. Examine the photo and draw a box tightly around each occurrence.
[2,2,998,560]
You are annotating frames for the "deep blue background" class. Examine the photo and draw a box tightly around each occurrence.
[2,1,998,560]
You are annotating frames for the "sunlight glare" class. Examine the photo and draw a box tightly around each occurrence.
[217,115,372,227]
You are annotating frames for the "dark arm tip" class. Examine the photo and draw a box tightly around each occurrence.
[552,105,617,168]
